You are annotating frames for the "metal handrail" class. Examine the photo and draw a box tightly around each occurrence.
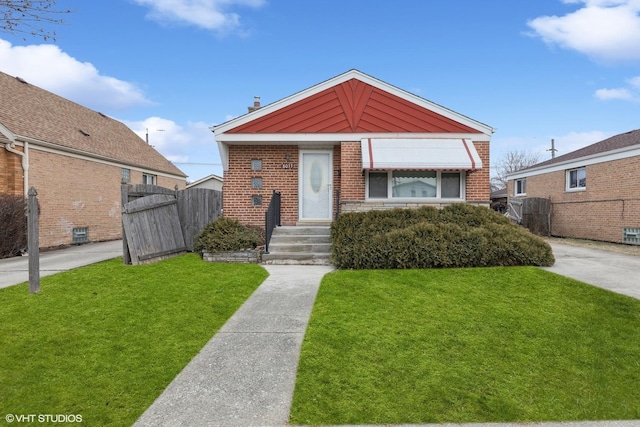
[264,190,281,254]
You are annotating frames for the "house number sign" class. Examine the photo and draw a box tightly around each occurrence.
[282,163,295,169]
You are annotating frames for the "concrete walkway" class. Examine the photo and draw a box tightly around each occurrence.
[0,240,123,289]
[133,264,334,427]
[543,241,640,300]
[133,243,640,427]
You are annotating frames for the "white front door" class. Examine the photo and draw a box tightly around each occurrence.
[299,150,332,221]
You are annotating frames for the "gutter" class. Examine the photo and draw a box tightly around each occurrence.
[0,123,28,196]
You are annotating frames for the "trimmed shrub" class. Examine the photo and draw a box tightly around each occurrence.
[194,217,264,254]
[332,204,554,269]
[0,194,27,259]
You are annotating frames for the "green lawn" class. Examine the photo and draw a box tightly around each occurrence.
[0,254,267,426]
[290,267,640,425]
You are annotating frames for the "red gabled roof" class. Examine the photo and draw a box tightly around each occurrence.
[227,77,480,134]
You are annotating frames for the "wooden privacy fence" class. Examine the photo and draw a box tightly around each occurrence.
[521,197,551,236]
[121,184,222,264]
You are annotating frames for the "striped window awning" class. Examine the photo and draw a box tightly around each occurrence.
[361,138,483,170]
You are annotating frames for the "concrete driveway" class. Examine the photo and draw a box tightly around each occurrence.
[0,240,123,289]
[543,241,640,300]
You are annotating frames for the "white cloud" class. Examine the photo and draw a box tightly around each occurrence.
[594,75,640,100]
[123,117,221,181]
[0,39,151,110]
[628,75,640,88]
[132,0,266,32]
[528,0,640,62]
[548,130,612,154]
[595,87,634,100]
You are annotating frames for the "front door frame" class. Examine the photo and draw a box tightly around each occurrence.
[298,149,333,221]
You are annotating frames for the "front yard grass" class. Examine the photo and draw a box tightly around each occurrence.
[0,254,268,426]
[290,267,640,424]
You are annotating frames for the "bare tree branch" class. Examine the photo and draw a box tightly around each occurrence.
[491,149,541,191]
[1,0,70,41]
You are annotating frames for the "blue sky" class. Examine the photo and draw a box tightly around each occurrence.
[1,0,639,182]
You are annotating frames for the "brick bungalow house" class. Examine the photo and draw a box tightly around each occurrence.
[0,71,186,249]
[212,70,494,227]
[506,129,640,244]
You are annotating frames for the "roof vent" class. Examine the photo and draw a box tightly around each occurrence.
[97,112,107,118]
[15,76,28,84]
[78,129,90,137]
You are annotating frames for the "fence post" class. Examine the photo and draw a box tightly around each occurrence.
[27,187,40,293]
[121,184,131,265]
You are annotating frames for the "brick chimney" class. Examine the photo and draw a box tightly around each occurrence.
[248,96,261,113]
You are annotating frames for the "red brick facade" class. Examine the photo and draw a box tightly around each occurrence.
[216,71,493,226]
[507,156,640,243]
[224,140,491,226]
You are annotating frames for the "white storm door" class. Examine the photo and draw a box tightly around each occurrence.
[299,150,332,220]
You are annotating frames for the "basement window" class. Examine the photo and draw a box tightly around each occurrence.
[623,228,640,245]
[251,195,262,206]
[72,227,88,244]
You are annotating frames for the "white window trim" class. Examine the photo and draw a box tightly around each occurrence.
[514,178,526,196]
[565,167,586,192]
[142,173,157,185]
[365,170,466,201]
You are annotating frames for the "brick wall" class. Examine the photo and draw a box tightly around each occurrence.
[509,156,640,243]
[224,145,300,226]
[0,145,24,195]
[339,141,365,201]
[467,141,490,202]
[225,141,492,226]
[28,150,185,248]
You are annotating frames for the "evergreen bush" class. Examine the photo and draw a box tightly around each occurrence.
[194,217,264,254]
[0,194,27,259]
[331,204,554,269]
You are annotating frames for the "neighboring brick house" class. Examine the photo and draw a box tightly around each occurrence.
[506,129,640,244]
[212,70,494,227]
[0,71,186,249]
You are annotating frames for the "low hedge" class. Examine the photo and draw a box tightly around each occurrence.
[331,204,554,269]
[194,217,264,254]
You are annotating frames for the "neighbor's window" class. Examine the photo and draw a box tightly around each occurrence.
[515,178,526,196]
[566,167,586,191]
[367,171,463,200]
[142,173,156,185]
[121,168,130,184]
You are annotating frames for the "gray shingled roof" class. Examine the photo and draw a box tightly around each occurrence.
[0,71,185,177]
[520,128,640,172]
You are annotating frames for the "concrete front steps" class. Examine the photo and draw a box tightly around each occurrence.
[262,225,332,265]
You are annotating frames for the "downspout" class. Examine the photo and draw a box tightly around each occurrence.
[1,123,29,196]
